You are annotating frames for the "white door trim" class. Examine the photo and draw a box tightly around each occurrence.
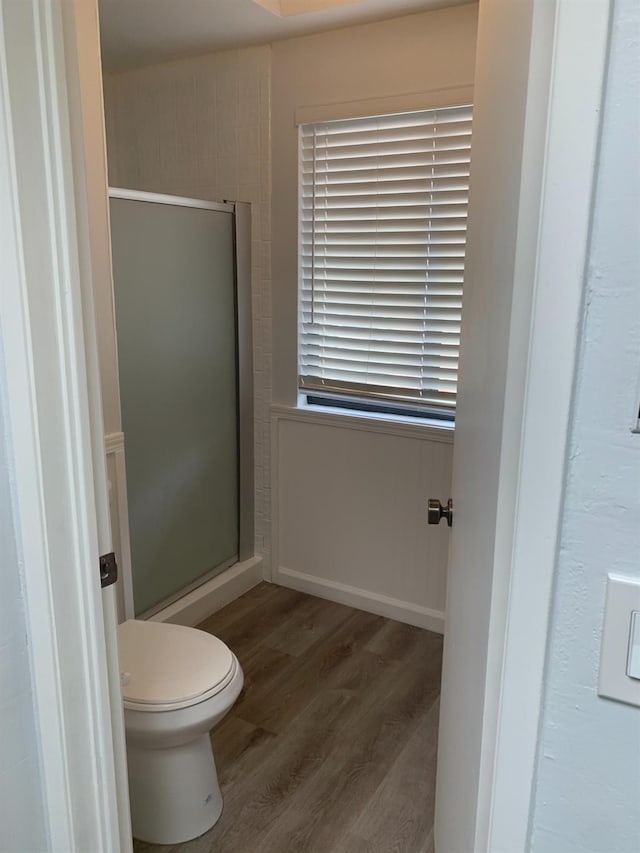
[478,0,612,849]
[0,0,127,848]
[106,431,136,620]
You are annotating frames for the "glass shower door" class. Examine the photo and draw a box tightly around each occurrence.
[109,194,238,615]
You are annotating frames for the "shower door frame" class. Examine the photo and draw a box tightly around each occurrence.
[108,189,254,616]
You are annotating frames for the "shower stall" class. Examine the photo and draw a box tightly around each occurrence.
[109,189,253,616]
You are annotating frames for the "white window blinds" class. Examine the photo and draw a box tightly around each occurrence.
[299,105,473,414]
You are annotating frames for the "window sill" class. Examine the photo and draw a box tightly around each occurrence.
[270,401,455,444]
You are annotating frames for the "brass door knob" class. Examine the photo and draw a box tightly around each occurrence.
[427,498,453,527]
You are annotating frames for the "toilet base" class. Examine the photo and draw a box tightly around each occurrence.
[127,732,223,844]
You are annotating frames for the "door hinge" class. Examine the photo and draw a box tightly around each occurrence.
[100,552,118,588]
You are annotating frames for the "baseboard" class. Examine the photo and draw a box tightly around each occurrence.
[276,566,445,634]
[149,556,263,627]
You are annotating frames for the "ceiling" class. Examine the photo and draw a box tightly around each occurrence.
[99,0,471,71]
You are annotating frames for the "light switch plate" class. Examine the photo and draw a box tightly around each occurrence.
[599,573,640,706]
[627,611,640,680]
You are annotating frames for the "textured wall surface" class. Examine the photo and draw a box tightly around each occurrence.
[104,46,273,570]
[0,345,46,853]
[530,1,640,849]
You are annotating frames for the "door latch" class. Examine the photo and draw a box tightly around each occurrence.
[100,552,118,588]
[427,498,453,527]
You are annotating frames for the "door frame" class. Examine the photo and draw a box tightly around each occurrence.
[436,0,612,851]
[485,0,612,844]
[0,0,611,851]
[0,0,130,849]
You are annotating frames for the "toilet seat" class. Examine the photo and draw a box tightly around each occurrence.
[118,619,236,712]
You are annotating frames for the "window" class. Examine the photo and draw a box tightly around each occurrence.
[299,104,473,419]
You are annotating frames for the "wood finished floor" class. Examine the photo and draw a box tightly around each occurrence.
[133,583,443,853]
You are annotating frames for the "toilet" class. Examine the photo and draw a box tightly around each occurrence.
[117,619,244,845]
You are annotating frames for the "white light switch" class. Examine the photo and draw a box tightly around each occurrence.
[627,611,640,680]
[599,574,640,707]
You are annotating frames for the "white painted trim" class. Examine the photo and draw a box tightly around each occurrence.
[62,0,133,846]
[105,431,135,620]
[295,84,474,125]
[104,431,124,454]
[271,403,455,444]
[485,1,612,849]
[149,557,264,627]
[268,409,281,585]
[108,186,235,213]
[276,566,445,634]
[0,0,123,847]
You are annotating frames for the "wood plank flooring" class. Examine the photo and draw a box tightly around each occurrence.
[132,583,443,853]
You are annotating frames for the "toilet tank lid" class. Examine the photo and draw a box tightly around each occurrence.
[118,619,234,706]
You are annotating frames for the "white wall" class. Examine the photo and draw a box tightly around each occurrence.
[270,5,478,628]
[273,409,453,630]
[531,0,640,849]
[103,46,273,569]
[0,345,47,853]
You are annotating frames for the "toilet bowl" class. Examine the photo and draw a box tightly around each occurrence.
[118,619,244,845]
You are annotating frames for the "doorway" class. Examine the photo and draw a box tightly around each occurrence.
[0,0,606,849]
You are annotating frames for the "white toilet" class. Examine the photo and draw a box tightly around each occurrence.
[118,619,244,845]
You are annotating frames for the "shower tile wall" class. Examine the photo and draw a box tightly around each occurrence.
[103,46,272,572]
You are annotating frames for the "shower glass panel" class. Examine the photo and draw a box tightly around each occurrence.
[110,194,238,615]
